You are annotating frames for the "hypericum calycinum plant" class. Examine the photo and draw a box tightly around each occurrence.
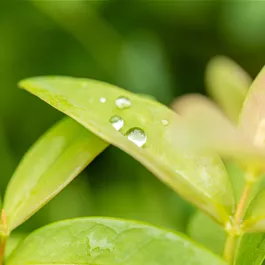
[0,56,265,265]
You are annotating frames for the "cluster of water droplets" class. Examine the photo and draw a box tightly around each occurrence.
[102,95,169,148]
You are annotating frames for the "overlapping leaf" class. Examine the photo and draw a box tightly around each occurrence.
[241,188,265,233]
[205,56,251,122]
[3,117,108,232]
[19,76,235,224]
[234,233,265,265]
[6,217,227,265]
[172,92,265,172]
[240,66,265,139]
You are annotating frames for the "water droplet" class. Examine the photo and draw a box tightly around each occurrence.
[109,115,124,131]
[100,97,106,103]
[116,96,131,109]
[161,119,169,126]
[126,127,147,147]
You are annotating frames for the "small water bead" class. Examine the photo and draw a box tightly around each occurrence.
[116,96,131,109]
[161,119,169,126]
[126,127,147,147]
[109,115,124,131]
[100,97,106,103]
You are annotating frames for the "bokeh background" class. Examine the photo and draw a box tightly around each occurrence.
[1,0,265,237]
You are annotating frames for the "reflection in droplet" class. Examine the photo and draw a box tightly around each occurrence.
[109,115,124,131]
[116,96,131,109]
[161,119,169,126]
[100,97,106,103]
[126,127,147,147]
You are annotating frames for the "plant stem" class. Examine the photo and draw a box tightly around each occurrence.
[223,182,252,264]
[223,233,237,263]
[0,236,7,265]
[0,210,7,265]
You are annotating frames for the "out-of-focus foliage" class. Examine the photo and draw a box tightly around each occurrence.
[1,0,265,239]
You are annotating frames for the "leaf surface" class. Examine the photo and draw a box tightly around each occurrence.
[242,188,265,233]
[205,56,251,122]
[3,117,108,231]
[19,76,235,224]
[234,233,265,265]
[240,66,265,139]
[6,217,227,265]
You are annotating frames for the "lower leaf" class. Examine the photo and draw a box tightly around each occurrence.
[6,217,227,265]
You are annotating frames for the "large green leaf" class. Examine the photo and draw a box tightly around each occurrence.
[6,217,227,265]
[3,117,108,232]
[19,76,235,224]
[206,56,251,122]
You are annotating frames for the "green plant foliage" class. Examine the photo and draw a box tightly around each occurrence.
[188,211,225,255]
[234,233,265,265]
[206,56,251,122]
[5,234,25,260]
[242,188,265,233]
[239,66,265,140]
[19,76,235,225]
[6,218,226,265]
[3,117,108,232]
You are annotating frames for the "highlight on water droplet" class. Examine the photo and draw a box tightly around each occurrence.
[109,115,124,131]
[126,127,147,147]
[161,119,169,126]
[100,97,106,103]
[115,96,131,109]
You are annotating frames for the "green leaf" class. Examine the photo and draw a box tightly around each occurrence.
[205,56,251,122]
[187,162,244,257]
[3,117,108,232]
[241,188,265,233]
[240,66,265,139]
[188,210,225,256]
[172,93,265,170]
[19,76,235,224]
[5,234,26,260]
[6,217,227,265]
[234,233,265,265]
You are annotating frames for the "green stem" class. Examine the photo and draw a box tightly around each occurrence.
[223,182,252,264]
[223,233,237,263]
[0,210,7,265]
[0,236,7,265]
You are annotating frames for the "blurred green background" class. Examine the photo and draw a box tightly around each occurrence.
[1,0,265,236]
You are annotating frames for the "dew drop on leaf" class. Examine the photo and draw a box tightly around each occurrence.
[100,97,106,103]
[109,115,124,131]
[115,96,131,109]
[126,127,147,147]
[161,119,169,126]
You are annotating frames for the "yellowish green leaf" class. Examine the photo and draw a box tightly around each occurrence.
[19,76,235,224]
[206,56,251,122]
[3,117,108,231]
[6,218,227,265]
